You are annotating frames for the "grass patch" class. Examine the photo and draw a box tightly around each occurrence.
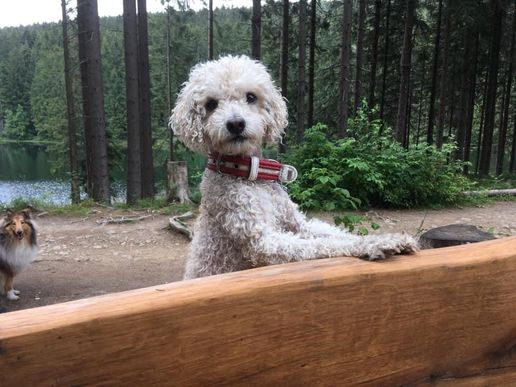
[114,198,196,215]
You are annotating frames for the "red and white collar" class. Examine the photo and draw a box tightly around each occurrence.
[207,153,298,184]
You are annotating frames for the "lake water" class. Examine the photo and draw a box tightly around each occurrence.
[0,142,102,205]
[0,143,75,205]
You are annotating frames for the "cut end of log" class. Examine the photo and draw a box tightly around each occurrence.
[419,223,495,249]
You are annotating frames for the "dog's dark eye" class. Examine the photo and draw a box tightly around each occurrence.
[205,99,218,112]
[246,92,257,104]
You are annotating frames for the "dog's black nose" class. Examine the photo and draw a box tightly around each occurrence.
[16,230,23,238]
[226,118,246,135]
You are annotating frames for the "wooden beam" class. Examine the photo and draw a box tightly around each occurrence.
[1,237,516,386]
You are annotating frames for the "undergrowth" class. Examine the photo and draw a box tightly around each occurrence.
[284,109,472,210]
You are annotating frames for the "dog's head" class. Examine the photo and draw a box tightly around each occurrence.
[170,55,288,156]
[1,208,35,241]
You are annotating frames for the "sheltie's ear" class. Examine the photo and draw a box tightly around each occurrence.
[21,208,32,219]
[5,209,13,219]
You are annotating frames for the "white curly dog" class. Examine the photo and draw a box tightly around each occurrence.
[170,55,419,280]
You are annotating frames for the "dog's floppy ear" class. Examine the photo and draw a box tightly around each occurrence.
[263,82,288,145]
[169,77,209,154]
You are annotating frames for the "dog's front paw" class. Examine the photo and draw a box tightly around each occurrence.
[361,233,419,261]
[6,290,20,301]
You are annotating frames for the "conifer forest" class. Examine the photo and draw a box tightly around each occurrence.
[0,0,515,208]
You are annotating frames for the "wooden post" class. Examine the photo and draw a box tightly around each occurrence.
[166,160,190,203]
[1,237,516,386]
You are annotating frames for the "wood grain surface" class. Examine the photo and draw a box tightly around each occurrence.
[1,236,516,386]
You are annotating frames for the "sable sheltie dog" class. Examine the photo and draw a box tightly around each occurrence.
[0,209,37,301]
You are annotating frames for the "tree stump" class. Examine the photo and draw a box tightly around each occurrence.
[419,224,496,249]
[167,161,191,204]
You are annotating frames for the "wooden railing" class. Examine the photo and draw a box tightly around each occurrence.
[1,236,516,386]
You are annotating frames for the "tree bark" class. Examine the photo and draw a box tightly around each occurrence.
[297,0,307,141]
[354,0,366,114]
[338,0,352,137]
[463,31,479,174]
[167,161,191,203]
[251,0,261,59]
[496,6,515,175]
[61,0,80,204]
[427,0,442,145]
[476,71,489,174]
[368,0,381,109]
[456,29,472,162]
[123,0,142,204]
[77,0,110,203]
[208,0,213,60]
[279,0,289,153]
[510,109,516,173]
[479,0,504,175]
[379,0,391,124]
[166,5,174,161]
[436,0,450,149]
[138,0,154,199]
[307,0,316,128]
[395,0,416,144]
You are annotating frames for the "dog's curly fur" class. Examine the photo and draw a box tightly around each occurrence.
[171,55,419,280]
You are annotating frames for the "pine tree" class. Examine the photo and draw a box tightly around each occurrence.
[338,0,352,137]
[77,0,110,203]
[123,0,142,203]
[395,0,416,145]
[61,0,80,204]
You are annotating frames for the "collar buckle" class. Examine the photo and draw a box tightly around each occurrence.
[279,164,298,184]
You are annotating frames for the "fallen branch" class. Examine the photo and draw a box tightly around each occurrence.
[96,215,152,226]
[169,211,194,240]
[464,188,516,197]
[70,216,89,224]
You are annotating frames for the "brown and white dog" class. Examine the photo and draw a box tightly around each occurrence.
[0,209,37,300]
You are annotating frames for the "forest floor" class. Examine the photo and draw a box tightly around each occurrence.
[2,200,516,312]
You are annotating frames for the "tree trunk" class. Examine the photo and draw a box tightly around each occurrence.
[427,0,442,145]
[279,0,289,153]
[251,0,261,59]
[77,0,110,203]
[307,0,316,128]
[405,79,413,149]
[436,0,450,149]
[61,0,80,204]
[463,32,479,174]
[476,71,489,174]
[510,109,516,173]
[379,0,391,124]
[123,0,142,204]
[395,0,416,144]
[415,75,424,147]
[456,30,472,162]
[138,0,154,199]
[479,0,504,175]
[354,0,366,114]
[208,0,213,60]
[338,0,352,137]
[496,7,515,175]
[297,0,307,141]
[368,0,381,109]
[167,161,191,203]
[166,5,174,161]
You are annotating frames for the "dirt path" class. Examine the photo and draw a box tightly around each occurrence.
[2,201,515,312]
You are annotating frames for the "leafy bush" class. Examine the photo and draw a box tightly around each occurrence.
[284,110,470,210]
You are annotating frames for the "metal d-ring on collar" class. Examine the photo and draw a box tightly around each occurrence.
[279,164,298,184]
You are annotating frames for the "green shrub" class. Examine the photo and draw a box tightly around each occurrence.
[284,110,470,210]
